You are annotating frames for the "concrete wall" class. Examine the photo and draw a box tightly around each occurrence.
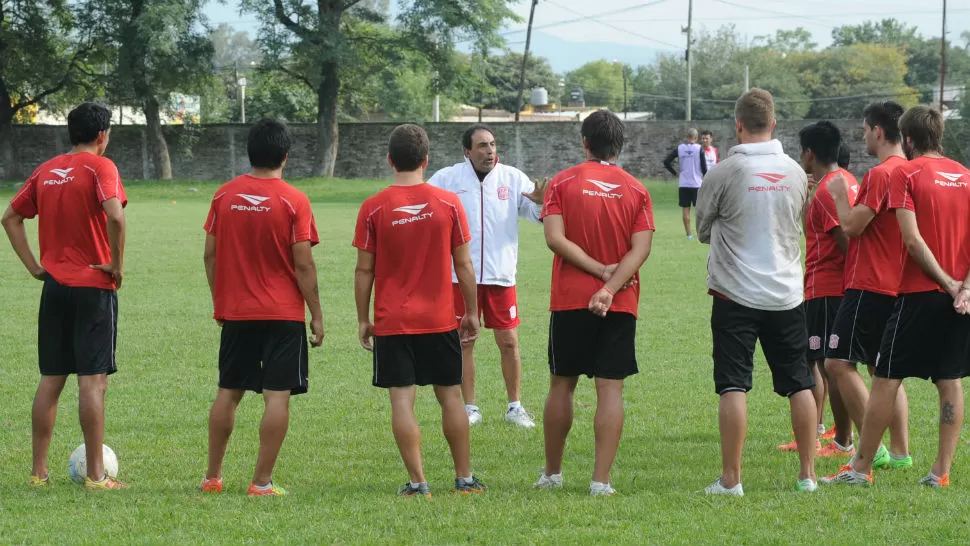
[4,120,968,181]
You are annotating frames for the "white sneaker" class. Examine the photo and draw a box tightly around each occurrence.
[590,482,616,496]
[533,471,564,489]
[703,478,744,496]
[466,406,483,426]
[796,478,818,492]
[505,406,536,428]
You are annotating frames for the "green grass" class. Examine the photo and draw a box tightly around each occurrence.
[0,178,968,545]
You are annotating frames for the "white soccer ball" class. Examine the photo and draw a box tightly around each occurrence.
[68,444,119,484]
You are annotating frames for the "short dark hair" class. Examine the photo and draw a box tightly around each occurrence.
[735,88,774,133]
[581,110,624,161]
[899,105,945,155]
[863,101,905,144]
[799,121,842,165]
[247,118,291,169]
[700,130,713,138]
[838,141,851,169]
[462,124,494,151]
[67,102,111,145]
[388,124,429,172]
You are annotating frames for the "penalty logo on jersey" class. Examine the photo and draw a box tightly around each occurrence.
[392,203,433,226]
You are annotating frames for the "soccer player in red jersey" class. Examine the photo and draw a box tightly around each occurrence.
[776,122,857,456]
[354,124,485,497]
[201,119,324,497]
[534,110,655,496]
[823,102,913,474]
[824,106,970,488]
[2,103,128,490]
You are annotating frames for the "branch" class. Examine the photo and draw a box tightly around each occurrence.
[273,0,320,45]
[274,65,317,92]
[12,45,92,113]
[341,0,367,10]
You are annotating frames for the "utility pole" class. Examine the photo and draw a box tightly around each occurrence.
[623,66,628,120]
[433,70,440,122]
[744,64,750,92]
[515,0,540,123]
[684,0,694,121]
[939,0,948,112]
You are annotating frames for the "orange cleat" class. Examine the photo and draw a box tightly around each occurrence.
[200,477,223,493]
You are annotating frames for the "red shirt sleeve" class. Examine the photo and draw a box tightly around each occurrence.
[291,193,319,246]
[10,168,40,219]
[93,159,126,207]
[541,174,565,218]
[633,189,656,233]
[451,198,472,250]
[203,193,224,235]
[814,189,841,233]
[856,170,887,213]
[887,166,915,212]
[352,201,377,253]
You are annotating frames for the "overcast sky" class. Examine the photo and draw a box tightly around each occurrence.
[206,0,969,61]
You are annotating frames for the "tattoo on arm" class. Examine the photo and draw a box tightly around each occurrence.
[941,401,956,425]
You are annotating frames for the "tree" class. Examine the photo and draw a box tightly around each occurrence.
[796,44,918,119]
[210,24,262,72]
[80,0,214,179]
[478,52,559,113]
[831,19,918,47]
[243,0,517,177]
[565,60,625,111]
[0,1,89,179]
[755,28,817,53]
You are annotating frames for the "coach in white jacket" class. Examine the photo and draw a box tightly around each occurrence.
[428,124,546,428]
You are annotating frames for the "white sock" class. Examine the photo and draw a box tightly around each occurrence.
[834,440,853,451]
[255,482,273,491]
[590,480,610,490]
[928,472,943,481]
[508,401,522,411]
[458,476,473,485]
[409,481,427,489]
[818,423,826,435]
[465,404,479,412]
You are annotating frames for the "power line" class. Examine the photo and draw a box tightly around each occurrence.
[542,0,682,49]
[713,0,845,29]
[605,8,970,23]
[499,0,674,36]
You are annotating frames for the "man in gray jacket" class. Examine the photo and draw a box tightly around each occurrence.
[696,88,818,495]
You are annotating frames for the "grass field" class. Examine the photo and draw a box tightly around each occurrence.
[1,178,969,545]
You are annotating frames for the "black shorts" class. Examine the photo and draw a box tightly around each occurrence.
[826,289,896,366]
[548,310,638,380]
[219,321,309,395]
[875,291,970,381]
[711,296,814,397]
[38,276,118,376]
[679,187,699,208]
[804,296,841,363]
[373,330,462,388]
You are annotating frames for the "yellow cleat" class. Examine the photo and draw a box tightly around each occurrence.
[84,476,128,491]
[28,475,51,488]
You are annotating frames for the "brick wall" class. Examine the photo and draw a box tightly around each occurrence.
[3,120,968,181]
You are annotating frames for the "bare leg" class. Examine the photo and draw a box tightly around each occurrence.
[932,379,964,477]
[810,362,826,428]
[592,378,624,484]
[853,377,901,474]
[494,328,522,403]
[826,360,869,435]
[252,390,290,486]
[543,375,579,476]
[206,388,244,480]
[790,389,818,481]
[718,391,746,488]
[889,379,910,457]
[389,386,424,483]
[77,374,108,480]
[460,339,476,406]
[434,385,471,478]
[826,372,853,446]
[682,208,692,237]
[32,375,68,479]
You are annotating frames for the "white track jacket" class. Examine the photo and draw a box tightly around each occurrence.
[428,159,542,287]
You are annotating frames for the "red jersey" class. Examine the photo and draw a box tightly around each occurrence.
[353,184,471,336]
[805,169,858,299]
[10,153,127,290]
[843,156,908,296]
[888,156,970,294]
[541,162,655,317]
[204,175,319,322]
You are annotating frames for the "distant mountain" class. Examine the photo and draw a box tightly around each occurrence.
[515,31,665,73]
